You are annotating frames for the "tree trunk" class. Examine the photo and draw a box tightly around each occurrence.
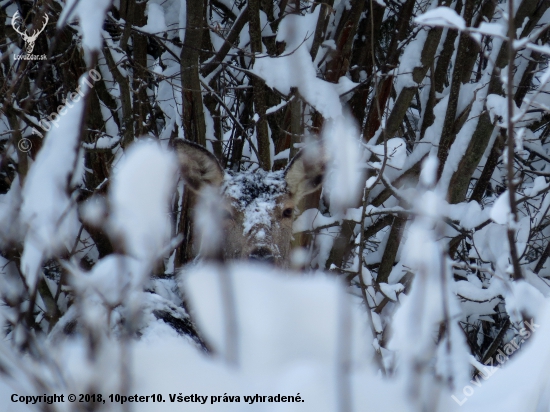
[249,0,271,170]
[181,0,207,146]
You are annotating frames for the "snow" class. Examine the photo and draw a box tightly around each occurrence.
[273,148,290,160]
[323,114,365,213]
[222,169,287,236]
[179,0,187,42]
[276,8,319,50]
[525,42,550,56]
[472,224,510,277]
[70,254,143,307]
[259,10,274,37]
[81,135,120,150]
[414,7,466,31]
[293,207,362,233]
[366,176,378,189]
[6,2,550,411]
[489,191,511,225]
[422,94,450,150]
[251,8,344,119]
[460,303,548,412]
[457,82,482,115]
[141,3,167,34]
[387,158,472,401]
[437,46,499,193]
[394,28,426,96]
[58,0,111,63]
[447,201,489,230]
[321,39,336,51]
[293,208,339,233]
[366,138,408,170]
[345,207,363,223]
[335,76,359,97]
[156,56,183,129]
[454,279,504,303]
[20,76,91,289]
[29,262,404,412]
[148,0,180,40]
[252,48,343,119]
[108,139,178,263]
[181,262,372,372]
[0,175,22,241]
[420,155,439,187]
[194,187,225,257]
[505,280,546,322]
[486,94,519,128]
[79,194,107,227]
[267,100,291,115]
[526,176,549,197]
[379,282,404,301]
[474,22,507,39]
[312,226,339,269]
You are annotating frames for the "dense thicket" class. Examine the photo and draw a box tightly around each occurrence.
[1,0,550,410]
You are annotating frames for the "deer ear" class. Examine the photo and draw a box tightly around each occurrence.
[284,146,326,200]
[173,140,224,192]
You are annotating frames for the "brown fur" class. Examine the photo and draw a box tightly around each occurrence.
[173,140,325,267]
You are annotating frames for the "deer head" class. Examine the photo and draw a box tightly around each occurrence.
[174,140,325,267]
[12,11,49,54]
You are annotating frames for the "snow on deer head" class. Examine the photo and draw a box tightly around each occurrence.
[173,140,325,267]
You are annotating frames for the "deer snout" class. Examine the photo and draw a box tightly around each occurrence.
[249,247,275,264]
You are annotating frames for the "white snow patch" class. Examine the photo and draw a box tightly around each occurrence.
[58,0,111,63]
[489,190,511,225]
[141,3,167,34]
[108,140,178,263]
[414,7,466,30]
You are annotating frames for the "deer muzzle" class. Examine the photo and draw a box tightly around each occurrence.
[248,247,275,264]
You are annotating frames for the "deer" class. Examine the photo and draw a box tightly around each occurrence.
[173,140,325,268]
[11,11,49,54]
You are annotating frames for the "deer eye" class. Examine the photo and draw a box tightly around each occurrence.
[282,208,293,218]
[312,174,323,187]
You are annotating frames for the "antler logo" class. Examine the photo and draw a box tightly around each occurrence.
[11,11,49,54]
